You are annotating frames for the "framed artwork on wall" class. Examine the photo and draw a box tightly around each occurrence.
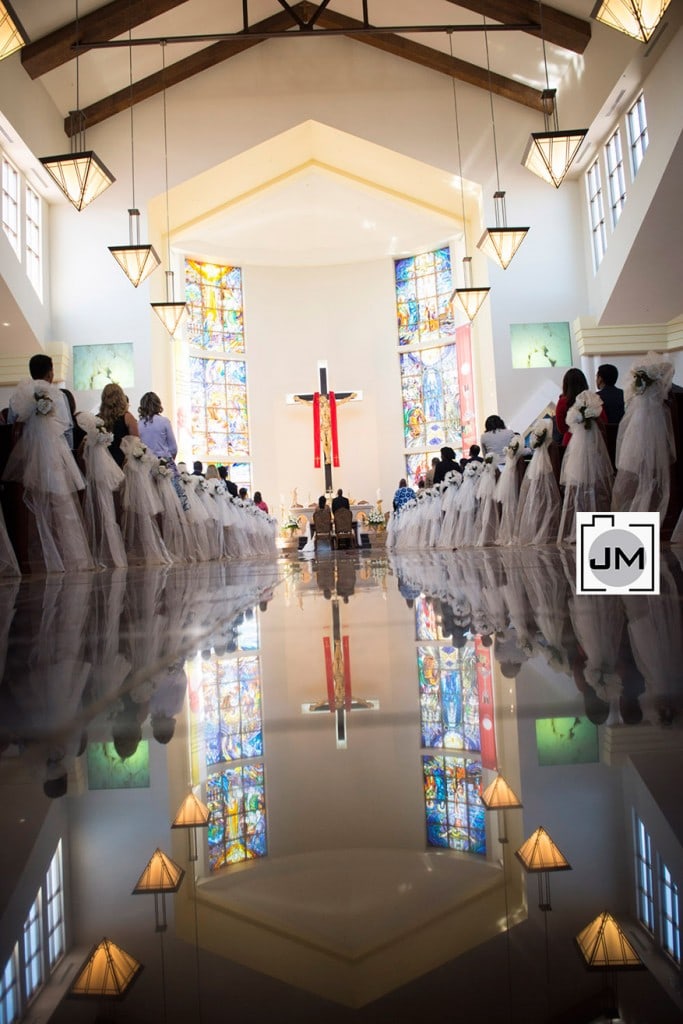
[86,741,150,789]
[510,322,572,370]
[72,342,135,391]
[535,717,599,766]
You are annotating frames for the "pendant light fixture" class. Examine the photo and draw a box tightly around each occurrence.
[521,1,588,188]
[109,22,160,287]
[592,0,672,43]
[446,32,490,323]
[40,0,115,211]
[150,42,187,337]
[477,18,529,270]
[0,1,28,62]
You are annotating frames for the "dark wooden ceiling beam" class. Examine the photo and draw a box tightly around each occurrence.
[65,7,297,136]
[22,0,190,80]
[444,0,591,54]
[315,7,546,112]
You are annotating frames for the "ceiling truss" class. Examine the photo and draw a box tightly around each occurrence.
[18,1,592,137]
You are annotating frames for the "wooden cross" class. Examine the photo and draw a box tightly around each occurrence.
[287,360,362,493]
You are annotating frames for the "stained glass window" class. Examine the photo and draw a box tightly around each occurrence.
[423,754,485,853]
[180,258,251,479]
[395,247,476,486]
[185,260,245,354]
[206,763,267,870]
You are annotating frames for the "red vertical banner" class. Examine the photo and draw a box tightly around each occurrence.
[456,324,478,455]
[313,392,321,468]
[329,392,340,467]
[343,635,351,708]
[323,636,334,710]
[475,637,497,769]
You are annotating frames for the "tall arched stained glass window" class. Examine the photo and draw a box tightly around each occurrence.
[395,246,477,487]
[177,259,251,486]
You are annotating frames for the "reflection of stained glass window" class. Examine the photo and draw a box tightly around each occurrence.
[415,595,446,641]
[423,755,485,853]
[395,248,475,487]
[418,644,480,750]
[182,258,251,478]
[207,764,267,870]
[201,654,263,766]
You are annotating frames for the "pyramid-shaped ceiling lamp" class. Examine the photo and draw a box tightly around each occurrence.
[522,90,587,189]
[172,790,211,861]
[69,937,143,1000]
[0,1,28,61]
[109,209,160,287]
[451,257,490,323]
[478,192,529,270]
[592,0,672,42]
[481,774,523,810]
[575,911,645,970]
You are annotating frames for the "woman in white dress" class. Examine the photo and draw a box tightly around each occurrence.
[557,390,614,544]
[495,434,524,546]
[2,379,93,573]
[514,418,560,546]
[78,411,127,569]
[612,352,675,516]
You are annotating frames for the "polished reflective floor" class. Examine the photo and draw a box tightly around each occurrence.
[1,546,682,1023]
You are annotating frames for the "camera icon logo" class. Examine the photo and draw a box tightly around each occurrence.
[576,512,659,595]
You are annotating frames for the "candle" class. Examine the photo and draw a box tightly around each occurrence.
[376,488,381,501]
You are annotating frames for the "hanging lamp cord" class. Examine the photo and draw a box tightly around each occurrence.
[448,31,469,256]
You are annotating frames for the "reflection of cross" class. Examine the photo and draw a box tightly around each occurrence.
[287,361,362,494]
[302,598,377,749]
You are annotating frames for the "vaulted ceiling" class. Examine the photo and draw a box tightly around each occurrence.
[14,0,597,138]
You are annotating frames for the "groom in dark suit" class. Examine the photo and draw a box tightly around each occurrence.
[596,364,625,425]
[331,488,350,512]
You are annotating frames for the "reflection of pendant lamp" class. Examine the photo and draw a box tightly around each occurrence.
[481,773,523,844]
[445,32,490,323]
[172,790,210,862]
[150,42,187,337]
[40,1,115,211]
[133,848,185,932]
[576,911,645,1021]
[515,825,571,910]
[69,937,143,1000]
[108,28,160,287]
[592,0,672,43]
[521,2,587,188]
[0,1,28,62]
[477,19,529,270]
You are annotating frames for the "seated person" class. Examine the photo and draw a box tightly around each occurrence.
[331,488,350,512]
[313,495,333,536]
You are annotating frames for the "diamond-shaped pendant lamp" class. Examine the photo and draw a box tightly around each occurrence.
[522,86,587,189]
[0,1,28,61]
[152,271,187,337]
[109,209,160,287]
[592,0,672,42]
[451,257,490,323]
[41,139,115,212]
[478,191,529,270]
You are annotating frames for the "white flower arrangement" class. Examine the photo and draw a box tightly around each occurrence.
[464,460,483,478]
[483,452,495,466]
[131,440,147,460]
[531,419,552,449]
[197,478,209,492]
[34,388,54,416]
[367,507,386,527]
[628,352,674,399]
[445,469,462,487]
[503,434,522,458]
[180,471,193,486]
[94,417,114,445]
[214,481,226,496]
[567,389,603,430]
[153,457,172,479]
